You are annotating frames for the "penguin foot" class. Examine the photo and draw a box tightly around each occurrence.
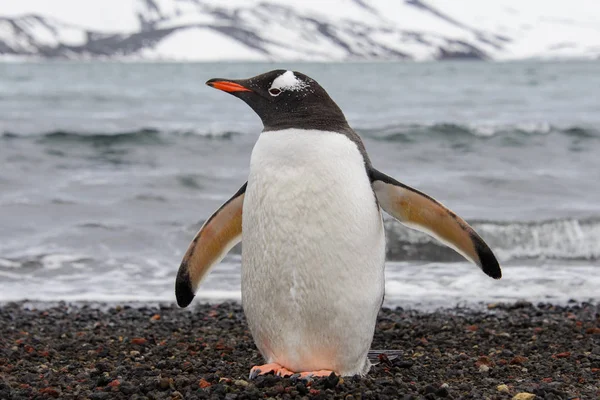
[249,363,295,379]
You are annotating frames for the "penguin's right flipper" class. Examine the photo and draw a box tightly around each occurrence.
[175,182,246,307]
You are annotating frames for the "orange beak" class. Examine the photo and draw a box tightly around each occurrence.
[206,80,252,93]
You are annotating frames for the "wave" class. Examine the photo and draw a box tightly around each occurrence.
[1,128,241,142]
[0,218,598,278]
[179,217,600,263]
[2,123,598,142]
[384,217,600,262]
[357,122,599,141]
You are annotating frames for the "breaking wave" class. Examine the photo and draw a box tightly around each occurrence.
[2,123,598,143]
[357,122,599,141]
[1,128,241,142]
[384,217,600,262]
[175,217,600,263]
[3,218,598,274]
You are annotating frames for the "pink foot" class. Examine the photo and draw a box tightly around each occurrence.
[249,363,295,379]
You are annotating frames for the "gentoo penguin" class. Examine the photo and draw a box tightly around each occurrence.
[175,70,501,379]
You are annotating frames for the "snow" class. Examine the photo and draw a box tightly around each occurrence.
[153,14,216,30]
[0,21,26,50]
[138,27,268,61]
[1,0,139,32]
[1,0,599,61]
[425,0,600,60]
[21,16,86,47]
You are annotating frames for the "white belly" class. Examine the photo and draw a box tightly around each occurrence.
[241,129,386,376]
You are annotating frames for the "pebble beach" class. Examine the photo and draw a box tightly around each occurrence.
[1,301,598,400]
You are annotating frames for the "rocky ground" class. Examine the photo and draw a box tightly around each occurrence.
[0,301,598,399]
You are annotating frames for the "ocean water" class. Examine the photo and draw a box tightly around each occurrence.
[1,61,599,308]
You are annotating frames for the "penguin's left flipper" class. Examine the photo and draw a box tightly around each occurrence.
[368,349,403,364]
[175,182,247,307]
[370,168,501,279]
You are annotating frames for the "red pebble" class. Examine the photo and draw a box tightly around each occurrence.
[131,338,147,345]
[39,388,59,398]
[151,314,161,321]
[555,352,571,358]
[466,325,478,332]
[108,380,120,387]
[309,389,320,395]
[510,356,528,365]
[476,356,494,367]
[585,327,600,335]
[199,379,211,388]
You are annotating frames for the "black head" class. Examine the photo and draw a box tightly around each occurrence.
[206,70,350,132]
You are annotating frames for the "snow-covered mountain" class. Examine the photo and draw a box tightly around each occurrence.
[1,0,600,61]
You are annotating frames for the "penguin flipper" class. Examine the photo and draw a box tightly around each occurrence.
[175,182,247,307]
[369,168,501,279]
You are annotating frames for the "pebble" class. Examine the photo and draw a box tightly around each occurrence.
[424,384,436,394]
[512,393,536,400]
[497,384,510,393]
[171,391,184,400]
[0,301,598,399]
[199,378,211,388]
[159,377,171,390]
[510,356,528,364]
[89,393,110,400]
[435,386,449,397]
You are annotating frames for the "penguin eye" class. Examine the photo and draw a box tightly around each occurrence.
[268,88,282,96]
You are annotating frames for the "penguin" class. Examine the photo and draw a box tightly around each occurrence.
[175,70,501,379]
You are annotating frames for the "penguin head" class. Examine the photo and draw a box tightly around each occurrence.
[206,70,349,131]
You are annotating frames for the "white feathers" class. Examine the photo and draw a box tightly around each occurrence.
[269,70,308,93]
[241,128,386,375]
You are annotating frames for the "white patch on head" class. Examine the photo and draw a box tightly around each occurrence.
[269,70,308,96]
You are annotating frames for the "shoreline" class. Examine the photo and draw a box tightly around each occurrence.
[1,301,598,399]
